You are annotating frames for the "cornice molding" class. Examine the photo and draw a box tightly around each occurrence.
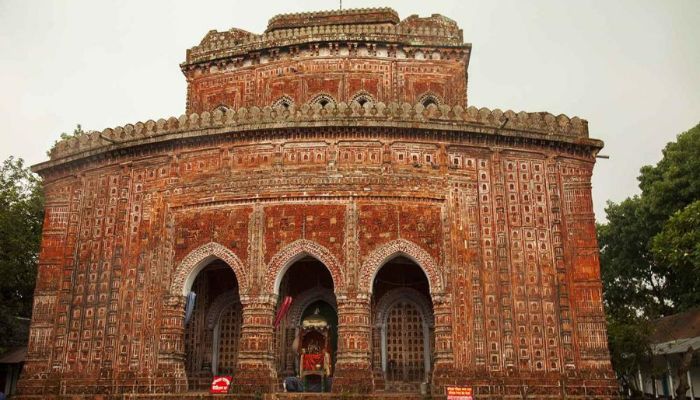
[37,102,600,175]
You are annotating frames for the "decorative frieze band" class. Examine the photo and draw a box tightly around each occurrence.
[44,102,595,167]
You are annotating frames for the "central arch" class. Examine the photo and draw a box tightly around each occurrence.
[265,239,344,295]
[267,240,341,391]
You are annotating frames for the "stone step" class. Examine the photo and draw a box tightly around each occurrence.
[275,394,436,400]
[12,391,621,400]
[14,393,442,400]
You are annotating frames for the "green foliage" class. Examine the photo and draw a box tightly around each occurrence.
[605,315,658,396]
[639,123,700,222]
[599,122,700,381]
[651,200,700,310]
[0,157,44,353]
[61,123,86,140]
[47,124,86,156]
[598,197,669,318]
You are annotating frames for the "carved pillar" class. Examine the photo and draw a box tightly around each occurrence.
[233,294,277,393]
[155,295,188,392]
[371,325,384,390]
[332,292,373,393]
[202,328,214,374]
[431,292,457,393]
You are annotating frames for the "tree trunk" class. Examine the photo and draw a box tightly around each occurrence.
[675,346,696,400]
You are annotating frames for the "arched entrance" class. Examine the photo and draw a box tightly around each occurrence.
[182,259,242,390]
[274,255,337,392]
[371,256,434,392]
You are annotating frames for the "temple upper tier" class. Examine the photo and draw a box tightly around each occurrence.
[181,8,472,113]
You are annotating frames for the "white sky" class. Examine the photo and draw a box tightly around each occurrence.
[1,0,698,220]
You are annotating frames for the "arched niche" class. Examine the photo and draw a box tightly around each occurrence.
[265,239,344,296]
[171,242,248,296]
[205,290,242,376]
[374,288,434,377]
[359,239,443,296]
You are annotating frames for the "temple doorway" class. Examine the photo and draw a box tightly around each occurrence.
[371,256,434,392]
[183,259,241,390]
[274,256,337,392]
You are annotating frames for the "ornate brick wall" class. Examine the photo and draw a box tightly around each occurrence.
[18,7,618,400]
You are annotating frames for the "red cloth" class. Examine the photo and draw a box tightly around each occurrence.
[274,296,293,328]
[302,353,324,371]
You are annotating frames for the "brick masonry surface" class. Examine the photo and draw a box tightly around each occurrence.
[19,7,618,400]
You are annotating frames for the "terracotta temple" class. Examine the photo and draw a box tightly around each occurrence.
[19,7,618,399]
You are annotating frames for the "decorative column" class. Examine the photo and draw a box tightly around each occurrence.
[431,292,457,393]
[155,294,188,392]
[371,323,385,390]
[233,294,277,393]
[332,292,374,393]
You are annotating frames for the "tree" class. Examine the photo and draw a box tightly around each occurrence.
[599,122,700,393]
[651,200,700,312]
[598,197,670,318]
[0,157,44,353]
[605,315,655,397]
[639,123,700,224]
[638,122,700,314]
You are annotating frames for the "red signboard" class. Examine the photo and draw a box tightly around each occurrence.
[447,386,474,400]
[210,375,232,394]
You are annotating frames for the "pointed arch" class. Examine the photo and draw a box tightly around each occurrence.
[359,239,443,295]
[308,93,337,108]
[417,92,442,108]
[272,95,295,109]
[265,239,344,295]
[350,91,375,107]
[170,242,248,296]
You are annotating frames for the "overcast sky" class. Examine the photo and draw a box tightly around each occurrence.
[1,0,698,220]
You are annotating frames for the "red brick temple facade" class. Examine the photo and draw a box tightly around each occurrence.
[19,7,618,399]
